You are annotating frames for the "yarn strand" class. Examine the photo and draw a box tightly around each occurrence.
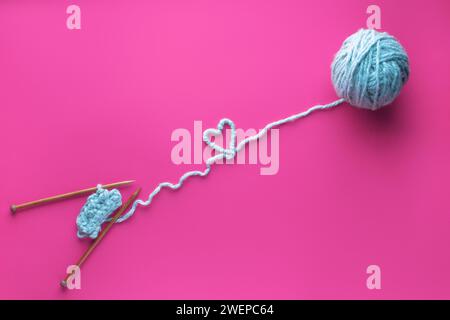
[116,98,345,223]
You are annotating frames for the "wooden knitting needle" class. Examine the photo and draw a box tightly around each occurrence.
[10,180,135,214]
[61,187,141,288]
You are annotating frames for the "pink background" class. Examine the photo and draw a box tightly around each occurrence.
[1,0,450,299]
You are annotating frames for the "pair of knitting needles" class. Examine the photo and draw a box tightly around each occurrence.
[10,180,139,287]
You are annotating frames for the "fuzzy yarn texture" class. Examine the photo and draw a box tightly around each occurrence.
[76,185,122,239]
[75,29,410,237]
[331,28,409,110]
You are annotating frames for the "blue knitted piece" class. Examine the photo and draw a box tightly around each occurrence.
[76,185,122,239]
[77,29,409,233]
[331,29,409,110]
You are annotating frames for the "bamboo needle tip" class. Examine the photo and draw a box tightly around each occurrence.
[60,280,67,288]
[10,205,16,214]
[121,180,135,185]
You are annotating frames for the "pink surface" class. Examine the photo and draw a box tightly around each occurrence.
[1,0,450,299]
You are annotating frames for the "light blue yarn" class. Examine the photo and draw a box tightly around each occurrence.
[76,185,122,239]
[331,29,409,110]
[116,98,345,223]
[76,29,410,236]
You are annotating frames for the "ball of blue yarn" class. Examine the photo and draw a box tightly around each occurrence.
[331,29,409,110]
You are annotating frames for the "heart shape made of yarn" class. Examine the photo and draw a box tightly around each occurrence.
[203,118,237,159]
